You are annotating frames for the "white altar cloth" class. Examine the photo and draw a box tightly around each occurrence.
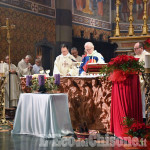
[12,93,74,138]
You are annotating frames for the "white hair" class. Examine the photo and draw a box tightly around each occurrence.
[35,58,41,62]
[84,42,94,49]
[25,55,32,59]
[5,55,9,60]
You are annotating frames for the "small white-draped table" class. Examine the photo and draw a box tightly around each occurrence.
[11,93,74,138]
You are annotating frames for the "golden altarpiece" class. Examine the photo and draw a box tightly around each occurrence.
[110,0,150,125]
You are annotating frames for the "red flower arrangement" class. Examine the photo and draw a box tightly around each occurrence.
[122,117,150,147]
[100,55,144,81]
[144,38,150,49]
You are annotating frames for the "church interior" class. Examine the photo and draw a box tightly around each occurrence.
[0,0,150,149]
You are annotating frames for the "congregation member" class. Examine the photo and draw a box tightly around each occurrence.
[33,58,43,74]
[18,55,34,76]
[53,44,78,76]
[4,56,20,108]
[134,42,149,122]
[79,42,105,76]
[71,47,82,62]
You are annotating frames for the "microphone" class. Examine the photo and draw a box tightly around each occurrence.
[69,56,77,62]
[71,59,77,62]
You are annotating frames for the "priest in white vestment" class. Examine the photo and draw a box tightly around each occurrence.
[134,42,149,120]
[4,56,20,108]
[18,55,34,76]
[53,44,78,76]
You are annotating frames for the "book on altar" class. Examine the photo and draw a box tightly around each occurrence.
[87,63,107,73]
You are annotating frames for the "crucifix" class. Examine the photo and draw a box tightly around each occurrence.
[0,18,15,108]
[0,18,15,70]
[63,60,69,68]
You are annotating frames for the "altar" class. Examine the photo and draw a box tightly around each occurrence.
[59,76,112,132]
[20,76,112,132]
[12,93,74,138]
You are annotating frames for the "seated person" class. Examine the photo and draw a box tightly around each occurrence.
[33,58,44,74]
[53,44,78,76]
[71,47,82,62]
[79,42,105,76]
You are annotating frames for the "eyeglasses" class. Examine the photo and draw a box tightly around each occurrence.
[85,48,92,51]
[134,47,140,50]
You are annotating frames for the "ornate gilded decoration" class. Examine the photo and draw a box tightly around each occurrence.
[143,73,150,125]
[0,18,15,70]
[128,0,134,36]
[142,0,148,35]
[0,77,8,125]
[114,0,120,37]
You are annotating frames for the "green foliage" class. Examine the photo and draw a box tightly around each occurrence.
[30,77,58,93]
[44,77,58,92]
[100,55,145,76]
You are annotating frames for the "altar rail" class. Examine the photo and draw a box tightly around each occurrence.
[20,76,112,132]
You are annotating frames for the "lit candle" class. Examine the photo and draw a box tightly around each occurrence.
[145,54,150,68]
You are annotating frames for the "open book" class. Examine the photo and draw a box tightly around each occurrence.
[87,63,107,73]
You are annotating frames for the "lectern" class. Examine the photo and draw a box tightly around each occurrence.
[87,63,107,74]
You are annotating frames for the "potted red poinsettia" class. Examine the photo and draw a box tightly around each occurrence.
[100,55,144,82]
[122,117,150,149]
[144,38,150,51]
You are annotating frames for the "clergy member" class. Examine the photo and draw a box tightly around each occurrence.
[134,42,149,62]
[4,56,20,108]
[79,42,105,75]
[53,44,78,76]
[71,47,82,62]
[33,58,44,74]
[18,55,33,76]
[134,42,149,121]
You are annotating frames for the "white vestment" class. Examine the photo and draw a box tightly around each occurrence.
[53,53,78,76]
[33,64,44,74]
[18,59,33,76]
[135,50,149,63]
[75,55,82,62]
[135,50,149,118]
[4,63,20,107]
